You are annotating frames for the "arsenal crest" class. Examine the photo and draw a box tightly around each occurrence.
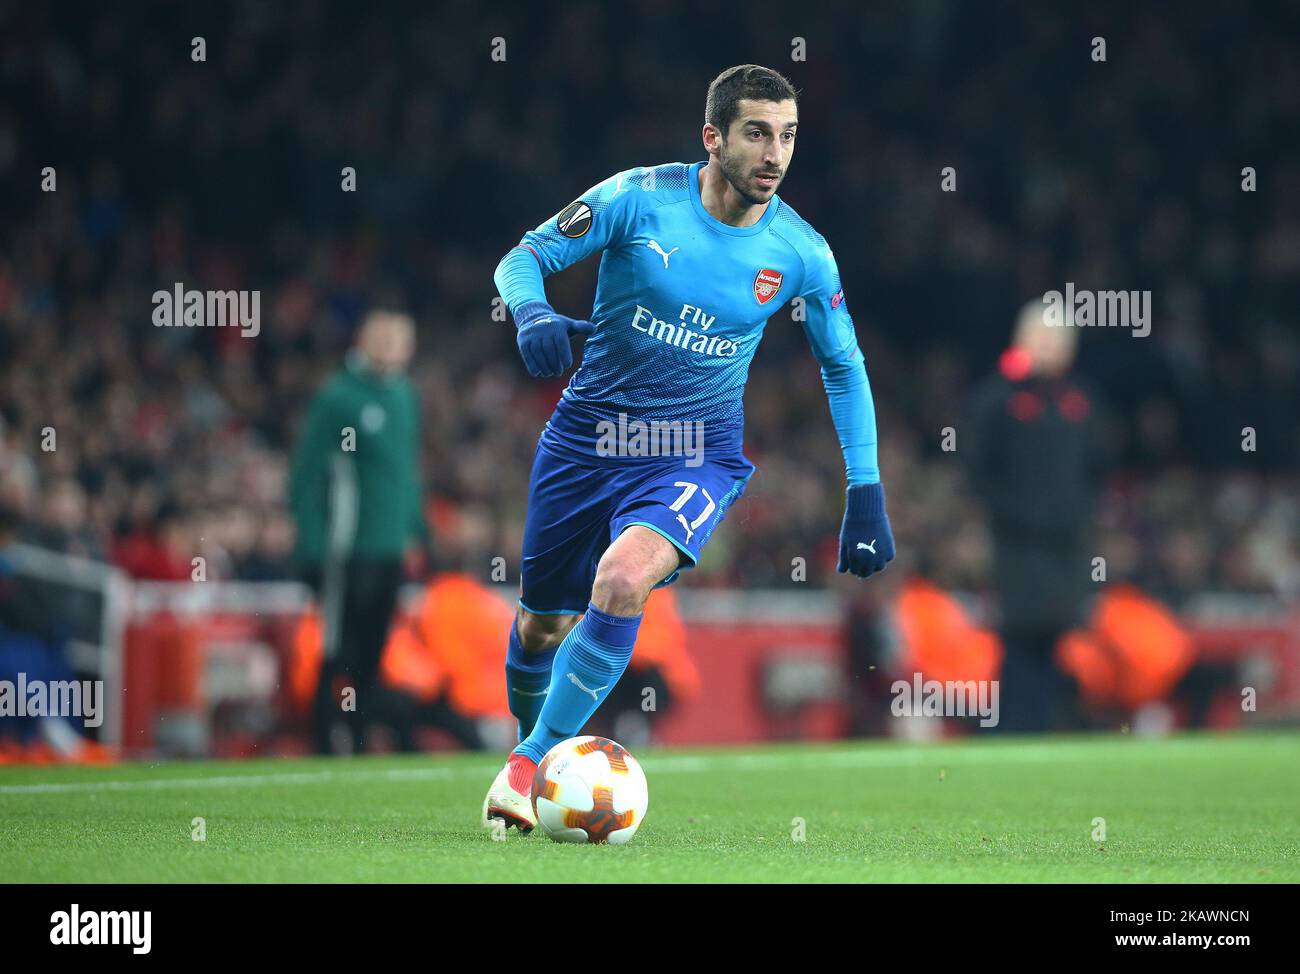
[753,268,783,305]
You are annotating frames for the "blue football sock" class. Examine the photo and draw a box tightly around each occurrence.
[513,603,641,764]
[504,618,558,743]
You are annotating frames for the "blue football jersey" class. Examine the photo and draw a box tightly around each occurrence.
[494,160,879,484]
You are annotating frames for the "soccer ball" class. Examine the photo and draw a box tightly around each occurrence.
[532,736,649,845]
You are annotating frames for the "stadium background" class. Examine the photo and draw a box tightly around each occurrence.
[1,1,1297,757]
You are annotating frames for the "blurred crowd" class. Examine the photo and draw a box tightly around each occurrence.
[1,1,1298,604]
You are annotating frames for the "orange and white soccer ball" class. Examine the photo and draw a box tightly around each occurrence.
[532,736,649,845]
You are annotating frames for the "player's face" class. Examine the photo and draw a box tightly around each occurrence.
[719,98,798,205]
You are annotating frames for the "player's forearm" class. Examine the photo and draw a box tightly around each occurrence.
[494,244,548,318]
[821,358,880,486]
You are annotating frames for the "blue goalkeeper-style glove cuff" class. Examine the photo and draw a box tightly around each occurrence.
[513,300,595,378]
[837,483,895,578]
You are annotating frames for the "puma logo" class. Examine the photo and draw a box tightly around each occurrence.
[675,513,695,544]
[857,540,877,554]
[566,673,607,701]
[647,240,679,268]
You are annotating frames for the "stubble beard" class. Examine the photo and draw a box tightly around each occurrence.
[718,139,774,207]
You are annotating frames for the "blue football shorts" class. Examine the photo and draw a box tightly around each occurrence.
[518,441,755,615]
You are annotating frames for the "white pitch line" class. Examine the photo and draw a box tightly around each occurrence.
[0,738,1237,796]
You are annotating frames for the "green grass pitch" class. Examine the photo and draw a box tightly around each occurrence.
[2,732,1297,883]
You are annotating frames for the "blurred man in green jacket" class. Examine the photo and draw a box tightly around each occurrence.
[289,310,428,753]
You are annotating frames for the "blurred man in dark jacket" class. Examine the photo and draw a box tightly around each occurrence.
[289,310,428,753]
[964,299,1109,732]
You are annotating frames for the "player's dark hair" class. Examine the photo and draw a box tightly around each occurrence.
[705,64,798,137]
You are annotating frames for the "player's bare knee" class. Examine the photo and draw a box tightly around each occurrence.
[590,560,655,616]
[515,607,579,652]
